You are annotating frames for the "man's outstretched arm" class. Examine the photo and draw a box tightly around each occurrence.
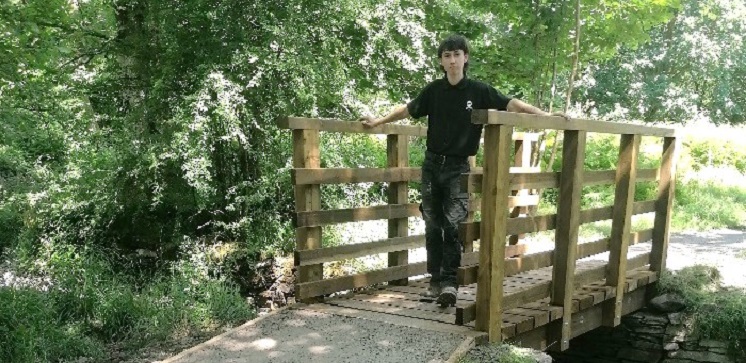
[507,99,569,120]
[359,104,410,128]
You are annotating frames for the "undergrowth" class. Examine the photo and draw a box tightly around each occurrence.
[658,266,746,349]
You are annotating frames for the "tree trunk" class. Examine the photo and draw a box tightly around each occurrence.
[546,0,580,172]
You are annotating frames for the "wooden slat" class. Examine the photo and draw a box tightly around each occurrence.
[387,135,409,285]
[292,167,421,185]
[278,117,427,136]
[296,262,427,299]
[461,201,657,242]
[509,287,648,350]
[327,298,454,325]
[549,130,586,351]
[293,129,323,295]
[297,303,485,338]
[295,235,425,266]
[460,245,527,266]
[475,125,513,342]
[295,203,419,227]
[472,110,677,137]
[457,255,652,326]
[461,168,658,193]
[458,233,656,286]
[651,137,679,273]
[604,134,640,327]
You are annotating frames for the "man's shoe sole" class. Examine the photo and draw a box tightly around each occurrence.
[436,292,457,307]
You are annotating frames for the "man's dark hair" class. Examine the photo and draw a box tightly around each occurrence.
[437,34,470,75]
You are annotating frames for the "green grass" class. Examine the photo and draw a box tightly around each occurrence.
[658,266,746,347]
[672,179,746,231]
[459,343,539,363]
[0,244,254,363]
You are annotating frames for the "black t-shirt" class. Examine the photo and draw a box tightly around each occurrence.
[407,76,512,156]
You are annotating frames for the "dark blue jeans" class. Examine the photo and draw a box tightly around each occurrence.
[420,152,470,289]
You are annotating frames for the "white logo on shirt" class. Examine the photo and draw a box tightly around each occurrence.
[466,100,473,111]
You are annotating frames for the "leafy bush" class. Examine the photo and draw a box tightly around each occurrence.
[0,242,254,362]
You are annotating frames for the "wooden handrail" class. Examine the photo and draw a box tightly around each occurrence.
[472,110,677,137]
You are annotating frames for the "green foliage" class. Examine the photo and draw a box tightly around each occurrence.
[459,343,539,363]
[0,287,104,363]
[658,266,746,346]
[0,242,253,362]
[673,179,746,230]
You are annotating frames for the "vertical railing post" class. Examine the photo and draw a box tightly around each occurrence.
[464,156,477,253]
[293,129,323,301]
[387,134,409,285]
[651,137,679,273]
[475,124,513,343]
[548,130,586,352]
[508,137,527,247]
[603,134,640,327]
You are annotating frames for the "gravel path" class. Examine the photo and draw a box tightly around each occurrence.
[156,308,463,363]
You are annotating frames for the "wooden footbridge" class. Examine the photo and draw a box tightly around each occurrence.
[277,110,678,352]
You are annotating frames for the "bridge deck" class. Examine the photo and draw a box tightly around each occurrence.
[300,261,657,346]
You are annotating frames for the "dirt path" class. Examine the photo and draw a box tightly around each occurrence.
[155,307,470,363]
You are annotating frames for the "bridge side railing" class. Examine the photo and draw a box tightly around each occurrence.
[469,110,678,349]
[278,116,534,300]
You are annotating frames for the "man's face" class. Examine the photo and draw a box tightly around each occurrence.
[440,49,468,77]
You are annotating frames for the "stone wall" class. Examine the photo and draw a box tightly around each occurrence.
[549,295,744,363]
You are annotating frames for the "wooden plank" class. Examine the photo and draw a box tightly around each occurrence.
[295,235,425,266]
[327,298,455,324]
[509,287,649,350]
[651,137,679,273]
[604,134,640,327]
[459,245,527,266]
[548,130,586,351]
[278,116,427,136]
[296,262,427,299]
[472,110,677,137]
[475,125,513,342]
[294,203,420,227]
[461,168,658,194]
[293,129,323,298]
[292,167,421,185]
[296,303,485,338]
[388,135,409,285]
[460,199,655,245]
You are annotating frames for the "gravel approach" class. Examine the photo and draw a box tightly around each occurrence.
[157,307,467,363]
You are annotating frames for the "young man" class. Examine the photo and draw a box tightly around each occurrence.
[360,34,567,306]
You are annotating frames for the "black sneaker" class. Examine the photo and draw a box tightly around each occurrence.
[436,286,457,307]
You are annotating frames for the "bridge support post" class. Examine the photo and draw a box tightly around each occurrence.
[651,137,678,274]
[548,130,586,352]
[387,134,409,285]
[603,134,640,327]
[293,129,323,302]
[475,124,513,342]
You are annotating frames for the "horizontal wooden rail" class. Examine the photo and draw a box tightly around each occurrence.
[278,117,428,136]
[295,203,420,227]
[458,229,654,285]
[296,262,428,299]
[293,167,422,185]
[456,253,652,325]
[472,110,677,137]
[461,168,659,194]
[296,238,528,268]
[460,200,656,243]
[278,117,551,140]
[295,235,425,266]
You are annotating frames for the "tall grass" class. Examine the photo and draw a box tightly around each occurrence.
[0,243,254,363]
[658,266,746,348]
